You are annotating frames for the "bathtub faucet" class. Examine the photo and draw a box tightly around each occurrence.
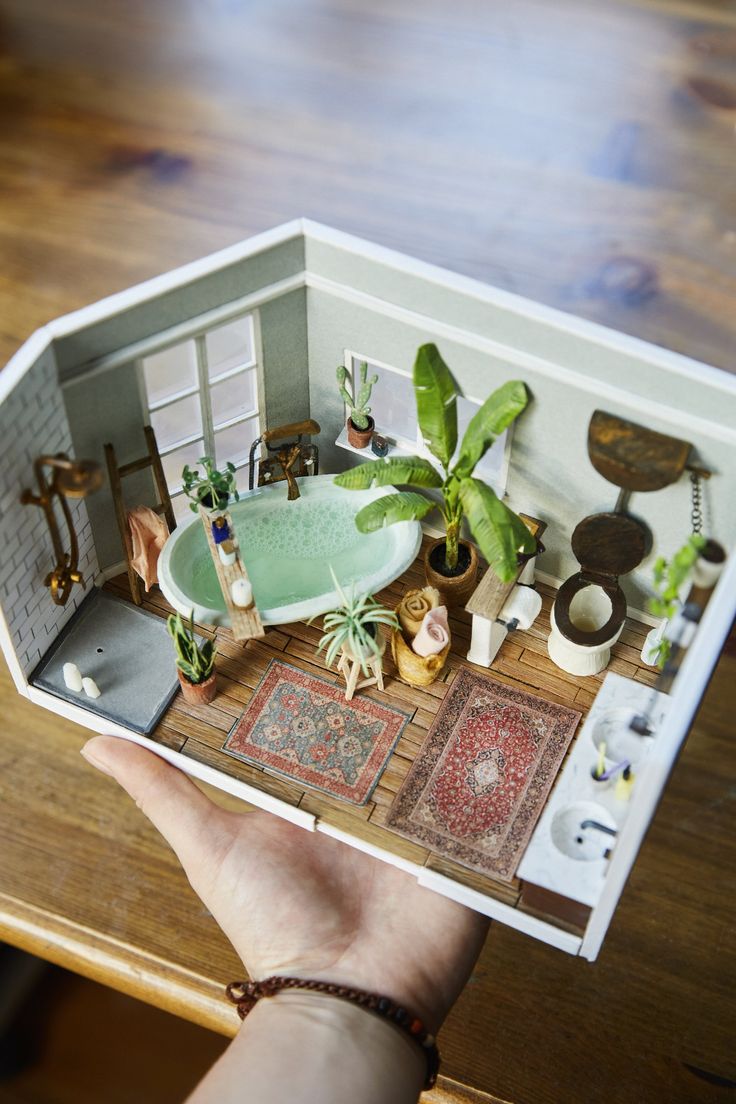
[276,442,303,501]
[249,419,321,499]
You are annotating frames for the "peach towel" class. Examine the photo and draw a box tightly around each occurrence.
[412,606,450,657]
[127,506,170,591]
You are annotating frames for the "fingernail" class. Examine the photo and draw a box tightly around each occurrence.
[80,742,116,778]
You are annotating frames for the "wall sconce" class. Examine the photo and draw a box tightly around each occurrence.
[20,453,104,606]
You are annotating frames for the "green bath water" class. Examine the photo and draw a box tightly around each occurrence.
[168,491,405,614]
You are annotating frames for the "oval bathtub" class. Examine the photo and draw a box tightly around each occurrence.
[158,474,422,626]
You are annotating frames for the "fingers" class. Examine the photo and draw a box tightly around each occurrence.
[80,735,232,875]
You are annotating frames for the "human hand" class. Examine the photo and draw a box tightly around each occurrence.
[81,736,489,1033]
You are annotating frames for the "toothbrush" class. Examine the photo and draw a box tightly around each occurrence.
[597,758,631,782]
[594,741,607,780]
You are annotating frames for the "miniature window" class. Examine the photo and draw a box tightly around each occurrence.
[141,314,261,517]
[346,353,510,493]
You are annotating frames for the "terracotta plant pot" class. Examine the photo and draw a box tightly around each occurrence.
[391,627,450,687]
[177,668,217,705]
[424,537,479,608]
[346,415,375,449]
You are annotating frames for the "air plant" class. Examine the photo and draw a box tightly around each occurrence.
[315,568,398,675]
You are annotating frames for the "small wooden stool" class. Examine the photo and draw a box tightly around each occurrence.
[337,649,384,702]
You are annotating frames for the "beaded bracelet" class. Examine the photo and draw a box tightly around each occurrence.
[226,975,440,1090]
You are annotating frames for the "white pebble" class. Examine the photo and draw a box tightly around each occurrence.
[63,663,83,692]
[82,677,101,699]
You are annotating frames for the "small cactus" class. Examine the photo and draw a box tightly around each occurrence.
[167,609,216,684]
[336,361,378,430]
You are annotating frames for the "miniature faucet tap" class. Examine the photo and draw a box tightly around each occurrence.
[276,443,303,501]
[580,819,618,837]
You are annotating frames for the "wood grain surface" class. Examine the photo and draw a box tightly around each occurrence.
[1,2,735,1102]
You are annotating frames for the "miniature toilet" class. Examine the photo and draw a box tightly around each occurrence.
[548,512,649,676]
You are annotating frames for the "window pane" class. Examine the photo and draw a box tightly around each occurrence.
[211,369,257,428]
[206,316,254,379]
[142,342,198,405]
[215,416,260,468]
[172,492,196,523]
[161,438,205,492]
[150,393,202,450]
[352,357,416,444]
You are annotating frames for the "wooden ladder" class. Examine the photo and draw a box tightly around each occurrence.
[105,425,176,606]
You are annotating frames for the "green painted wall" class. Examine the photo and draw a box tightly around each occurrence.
[63,363,157,570]
[259,288,310,430]
[56,236,305,379]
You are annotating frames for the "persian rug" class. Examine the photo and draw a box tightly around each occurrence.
[223,660,410,805]
[387,668,581,881]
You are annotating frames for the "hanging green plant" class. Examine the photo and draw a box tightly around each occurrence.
[647,533,706,667]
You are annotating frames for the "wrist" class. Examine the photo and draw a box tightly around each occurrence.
[240,988,426,1102]
[267,965,444,1035]
[228,976,439,1089]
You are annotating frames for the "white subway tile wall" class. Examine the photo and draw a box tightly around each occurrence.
[0,352,99,676]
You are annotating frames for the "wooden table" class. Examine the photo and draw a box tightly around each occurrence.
[1,2,735,1100]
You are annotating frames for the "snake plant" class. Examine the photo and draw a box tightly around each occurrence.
[167,609,216,684]
[334,343,536,581]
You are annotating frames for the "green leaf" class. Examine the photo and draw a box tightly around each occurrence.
[334,456,442,490]
[458,478,537,583]
[354,492,437,533]
[454,380,529,479]
[412,343,457,468]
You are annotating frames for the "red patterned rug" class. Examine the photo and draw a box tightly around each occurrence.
[387,668,581,881]
[223,660,410,805]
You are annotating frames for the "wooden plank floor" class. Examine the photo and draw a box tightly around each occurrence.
[105,538,659,925]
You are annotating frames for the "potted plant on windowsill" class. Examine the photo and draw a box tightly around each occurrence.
[167,609,218,705]
[334,343,537,606]
[182,455,239,516]
[337,361,379,449]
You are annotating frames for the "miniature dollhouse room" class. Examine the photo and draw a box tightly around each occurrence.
[2,220,735,962]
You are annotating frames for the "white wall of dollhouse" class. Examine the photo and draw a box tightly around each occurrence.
[2,219,735,961]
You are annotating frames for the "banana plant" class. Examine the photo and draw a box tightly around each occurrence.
[334,343,536,581]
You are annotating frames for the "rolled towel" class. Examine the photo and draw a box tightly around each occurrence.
[412,606,450,657]
[398,586,441,638]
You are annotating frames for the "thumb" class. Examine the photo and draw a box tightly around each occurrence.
[80,735,234,876]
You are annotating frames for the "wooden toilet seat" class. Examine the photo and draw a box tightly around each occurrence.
[554,511,650,647]
[554,573,627,647]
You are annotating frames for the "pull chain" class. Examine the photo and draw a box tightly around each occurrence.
[690,472,703,535]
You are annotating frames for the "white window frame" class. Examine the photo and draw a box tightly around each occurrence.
[137,311,265,511]
[344,349,513,495]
